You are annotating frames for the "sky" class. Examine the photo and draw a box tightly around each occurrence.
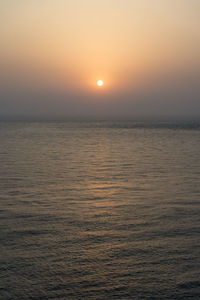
[0,0,200,119]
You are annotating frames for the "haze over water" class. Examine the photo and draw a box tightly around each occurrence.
[1,0,200,119]
[1,121,200,299]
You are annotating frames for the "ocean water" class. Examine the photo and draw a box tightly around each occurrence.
[0,121,200,299]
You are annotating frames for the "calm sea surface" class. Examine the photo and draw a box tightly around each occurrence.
[0,121,200,299]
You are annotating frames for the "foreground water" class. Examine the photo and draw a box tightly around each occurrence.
[0,121,200,299]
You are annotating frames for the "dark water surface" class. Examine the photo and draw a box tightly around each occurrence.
[0,121,200,299]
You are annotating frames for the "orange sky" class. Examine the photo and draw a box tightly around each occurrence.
[0,0,200,117]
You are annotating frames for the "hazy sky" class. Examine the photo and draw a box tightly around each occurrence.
[0,0,200,118]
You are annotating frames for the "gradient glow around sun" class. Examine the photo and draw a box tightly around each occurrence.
[97,80,104,86]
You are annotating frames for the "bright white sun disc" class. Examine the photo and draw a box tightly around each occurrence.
[97,80,103,86]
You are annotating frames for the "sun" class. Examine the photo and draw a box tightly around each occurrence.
[97,80,104,87]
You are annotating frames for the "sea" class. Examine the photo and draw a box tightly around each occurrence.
[0,120,200,299]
